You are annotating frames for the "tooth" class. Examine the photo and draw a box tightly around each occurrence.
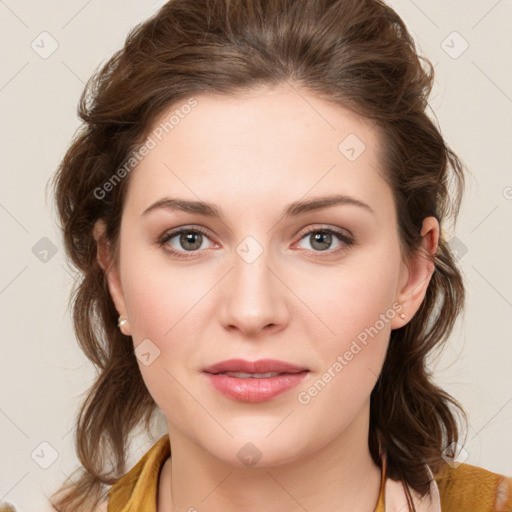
[221,371,281,378]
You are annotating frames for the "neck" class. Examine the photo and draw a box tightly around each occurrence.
[158,408,382,512]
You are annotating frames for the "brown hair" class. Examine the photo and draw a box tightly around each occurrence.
[48,0,467,509]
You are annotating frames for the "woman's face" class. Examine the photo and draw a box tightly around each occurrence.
[99,83,431,467]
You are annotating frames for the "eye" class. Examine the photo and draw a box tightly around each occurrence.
[295,226,355,254]
[157,224,355,260]
[157,226,216,259]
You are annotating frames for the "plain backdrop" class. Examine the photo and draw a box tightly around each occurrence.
[1,1,511,510]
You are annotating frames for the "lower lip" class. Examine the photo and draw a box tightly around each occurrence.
[204,371,309,402]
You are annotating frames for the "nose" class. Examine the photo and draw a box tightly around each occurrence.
[219,244,290,338]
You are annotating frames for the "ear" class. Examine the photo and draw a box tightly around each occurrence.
[93,219,131,336]
[390,216,439,329]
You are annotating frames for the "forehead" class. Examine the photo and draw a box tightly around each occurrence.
[124,83,392,218]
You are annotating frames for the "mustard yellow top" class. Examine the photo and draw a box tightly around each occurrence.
[107,434,512,512]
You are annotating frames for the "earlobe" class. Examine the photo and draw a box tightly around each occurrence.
[93,219,131,336]
[390,216,439,329]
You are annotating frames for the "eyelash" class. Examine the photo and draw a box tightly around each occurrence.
[157,225,355,259]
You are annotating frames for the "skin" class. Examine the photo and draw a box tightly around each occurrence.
[94,82,438,512]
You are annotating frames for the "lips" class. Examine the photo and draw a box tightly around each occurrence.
[203,358,308,375]
[202,359,309,402]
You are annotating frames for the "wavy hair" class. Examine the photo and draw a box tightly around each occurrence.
[49,0,467,509]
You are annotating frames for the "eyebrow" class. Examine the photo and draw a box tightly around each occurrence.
[141,194,375,219]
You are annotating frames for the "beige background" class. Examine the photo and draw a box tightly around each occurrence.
[1,0,511,510]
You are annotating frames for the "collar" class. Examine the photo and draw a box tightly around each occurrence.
[108,434,442,512]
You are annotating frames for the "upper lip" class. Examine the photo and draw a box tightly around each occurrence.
[203,358,308,374]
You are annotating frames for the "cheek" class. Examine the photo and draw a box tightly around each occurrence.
[303,244,402,345]
[121,266,202,383]
[115,237,194,390]
[120,237,207,342]
[293,246,401,415]
[117,236,220,405]
[120,260,202,424]
[295,300,392,439]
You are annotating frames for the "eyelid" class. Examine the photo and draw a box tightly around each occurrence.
[294,223,354,241]
[157,225,216,246]
[291,225,355,255]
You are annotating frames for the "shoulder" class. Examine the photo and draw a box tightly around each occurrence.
[433,461,512,511]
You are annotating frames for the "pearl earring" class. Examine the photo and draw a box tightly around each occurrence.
[118,316,128,329]
[399,312,406,319]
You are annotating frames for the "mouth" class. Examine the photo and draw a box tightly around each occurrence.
[213,371,301,378]
[203,358,309,375]
[202,359,310,402]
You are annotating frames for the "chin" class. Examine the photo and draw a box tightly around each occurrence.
[202,431,312,469]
